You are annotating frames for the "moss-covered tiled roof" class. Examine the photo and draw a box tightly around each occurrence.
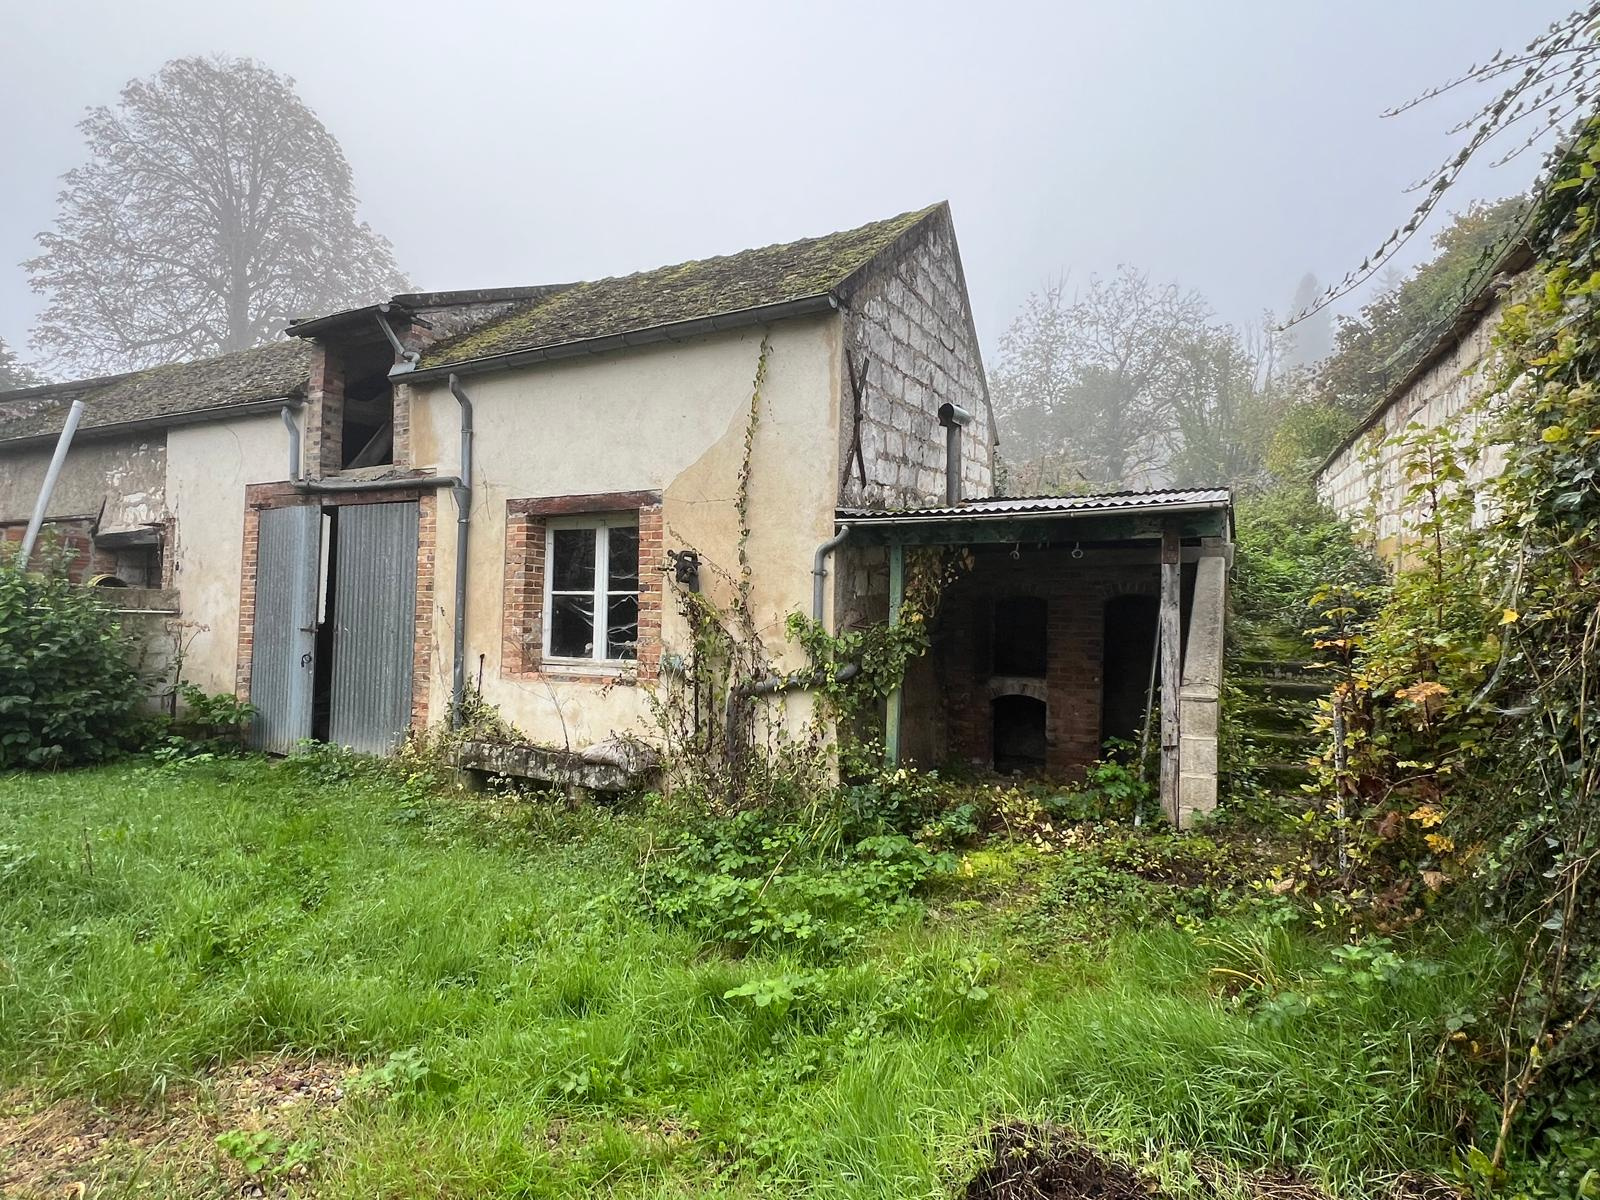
[418,205,940,370]
[0,340,312,445]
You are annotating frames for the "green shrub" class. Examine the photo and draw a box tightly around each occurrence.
[1231,484,1384,656]
[0,551,143,768]
[149,682,256,761]
[643,802,952,960]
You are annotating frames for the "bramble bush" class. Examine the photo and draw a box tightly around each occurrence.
[0,549,143,768]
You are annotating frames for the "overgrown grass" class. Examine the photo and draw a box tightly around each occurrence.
[0,757,1507,1197]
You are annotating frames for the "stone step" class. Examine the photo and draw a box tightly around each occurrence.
[1233,658,1318,679]
[1234,676,1330,699]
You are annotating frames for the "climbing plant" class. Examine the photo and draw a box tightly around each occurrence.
[1300,114,1600,1188]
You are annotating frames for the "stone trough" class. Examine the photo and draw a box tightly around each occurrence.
[452,737,658,794]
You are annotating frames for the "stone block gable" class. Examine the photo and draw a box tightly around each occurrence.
[838,206,992,509]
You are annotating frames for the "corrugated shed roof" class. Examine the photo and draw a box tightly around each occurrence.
[838,488,1232,522]
[416,205,942,371]
[0,340,312,446]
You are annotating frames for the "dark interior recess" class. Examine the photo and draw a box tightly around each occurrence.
[311,507,338,741]
[333,339,396,470]
[992,694,1047,773]
[1100,594,1160,753]
[991,595,1047,677]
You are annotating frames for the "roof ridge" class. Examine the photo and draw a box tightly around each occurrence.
[415,204,945,373]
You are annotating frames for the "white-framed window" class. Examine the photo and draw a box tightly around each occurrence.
[543,514,640,663]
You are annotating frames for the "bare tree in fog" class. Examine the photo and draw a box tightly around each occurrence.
[992,267,1211,492]
[0,338,42,391]
[26,56,409,374]
[1166,321,1299,489]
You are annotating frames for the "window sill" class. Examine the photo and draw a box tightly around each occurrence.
[511,659,643,686]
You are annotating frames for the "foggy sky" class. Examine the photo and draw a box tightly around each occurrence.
[0,1,1574,375]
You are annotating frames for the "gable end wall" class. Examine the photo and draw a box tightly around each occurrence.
[839,211,992,510]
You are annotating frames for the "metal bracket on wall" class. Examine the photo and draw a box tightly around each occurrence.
[845,352,869,489]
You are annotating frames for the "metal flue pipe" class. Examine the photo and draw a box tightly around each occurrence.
[18,399,86,565]
[937,402,972,506]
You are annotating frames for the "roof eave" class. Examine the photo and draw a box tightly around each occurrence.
[0,394,301,451]
[400,292,841,383]
[835,497,1233,527]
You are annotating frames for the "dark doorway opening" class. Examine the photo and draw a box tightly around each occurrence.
[992,596,1047,677]
[312,507,339,741]
[992,694,1047,773]
[1101,594,1159,754]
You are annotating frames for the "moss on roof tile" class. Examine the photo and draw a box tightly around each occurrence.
[0,340,312,444]
[419,205,938,369]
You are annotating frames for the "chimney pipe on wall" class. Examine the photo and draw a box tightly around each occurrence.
[937,402,972,506]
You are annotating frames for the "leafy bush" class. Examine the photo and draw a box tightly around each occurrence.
[150,683,256,761]
[643,800,952,960]
[1231,484,1383,656]
[0,551,143,768]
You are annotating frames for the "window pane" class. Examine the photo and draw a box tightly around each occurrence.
[550,594,595,658]
[550,528,595,591]
[607,525,639,590]
[606,595,639,660]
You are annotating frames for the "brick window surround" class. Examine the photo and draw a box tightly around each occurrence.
[237,481,438,730]
[503,490,664,684]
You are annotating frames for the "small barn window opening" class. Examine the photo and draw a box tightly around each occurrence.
[992,694,1047,773]
[340,368,395,469]
[992,595,1047,677]
[544,515,640,662]
[1101,594,1160,754]
[323,338,396,471]
[92,527,164,588]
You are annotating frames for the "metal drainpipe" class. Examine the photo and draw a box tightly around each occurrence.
[811,524,852,625]
[447,374,475,726]
[18,399,86,565]
[280,404,302,482]
[937,403,973,506]
[734,525,858,700]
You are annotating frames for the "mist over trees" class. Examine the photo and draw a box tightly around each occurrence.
[991,196,1527,495]
[992,269,1298,493]
[26,56,408,376]
[0,338,42,392]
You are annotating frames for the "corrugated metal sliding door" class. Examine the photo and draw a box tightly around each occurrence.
[249,505,321,754]
[328,501,420,755]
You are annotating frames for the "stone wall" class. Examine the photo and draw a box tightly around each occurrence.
[1317,293,1510,561]
[0,434,166,533]
[838,209,992,511]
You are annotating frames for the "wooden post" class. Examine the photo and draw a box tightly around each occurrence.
[1159,522,1182,824]
[885,541,905,766]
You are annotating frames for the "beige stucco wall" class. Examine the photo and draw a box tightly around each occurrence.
[406,315,842,748]
[165,413,289,695]
[0,435,166,530]
[1317,295,1508,561]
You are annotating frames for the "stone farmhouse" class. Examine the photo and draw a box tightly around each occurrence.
[0,203,1232,825]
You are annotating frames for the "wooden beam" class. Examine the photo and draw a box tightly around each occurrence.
[1159,522,1182,824]
[885,541,905,766]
